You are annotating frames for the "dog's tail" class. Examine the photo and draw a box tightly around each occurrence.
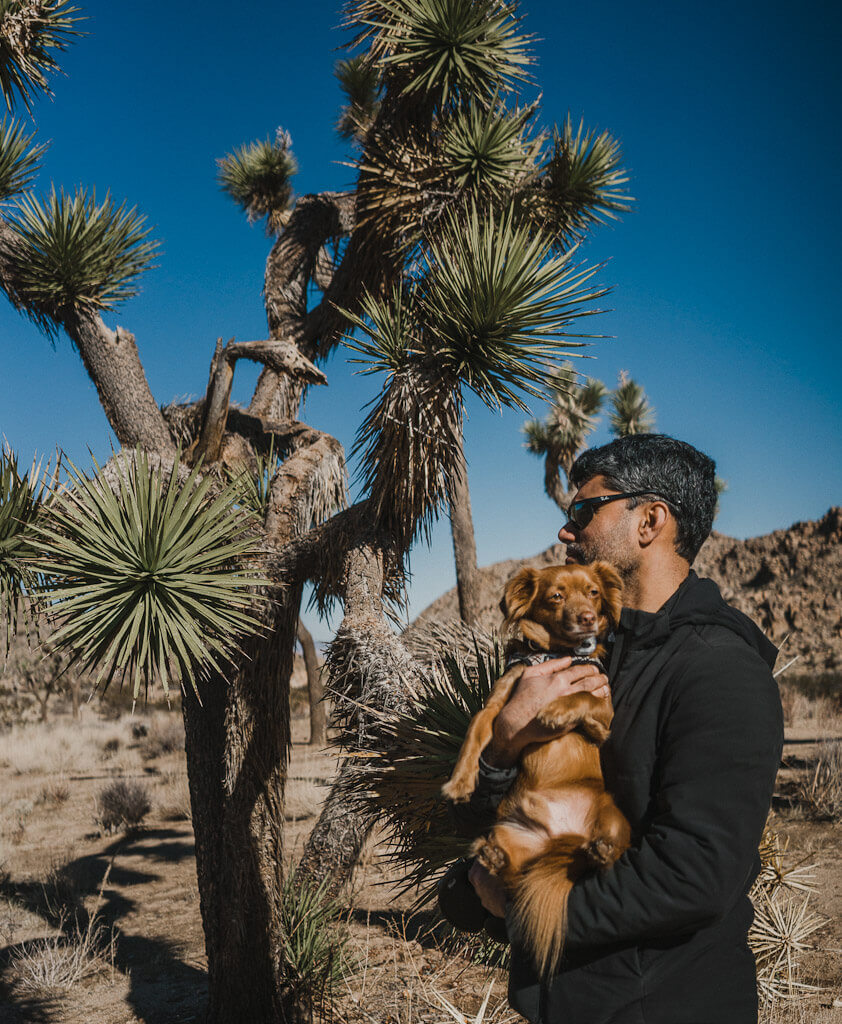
[509,834,592,977]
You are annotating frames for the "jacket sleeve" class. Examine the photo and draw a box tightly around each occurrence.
[562,641,783,950]
[449,755,517,837]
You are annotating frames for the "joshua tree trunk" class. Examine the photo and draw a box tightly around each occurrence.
[449,439,482,626]
[297,619,326,747]
[182,588,301,1024]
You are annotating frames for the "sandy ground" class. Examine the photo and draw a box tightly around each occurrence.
[0,704,840,1024]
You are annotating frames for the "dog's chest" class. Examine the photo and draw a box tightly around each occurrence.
[505,784,598,838]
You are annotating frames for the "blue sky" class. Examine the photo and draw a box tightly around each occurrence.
[1,1,840,640]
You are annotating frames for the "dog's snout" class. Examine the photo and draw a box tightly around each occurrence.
[577,610,596,627]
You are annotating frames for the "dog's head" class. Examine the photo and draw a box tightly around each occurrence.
[501,562,623,651]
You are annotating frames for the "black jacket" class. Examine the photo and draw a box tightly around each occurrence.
[442,571,783,1024]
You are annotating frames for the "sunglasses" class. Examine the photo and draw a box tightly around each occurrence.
[565,491,679,530]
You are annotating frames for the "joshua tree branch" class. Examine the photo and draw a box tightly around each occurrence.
[194,336,327,464]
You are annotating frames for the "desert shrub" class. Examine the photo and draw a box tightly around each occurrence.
[95,779,151,833]
[749,829,822,1003]
[37,777,70,807]
[9,919,115,994]
[137,715,184,760]
[101,736,121,755]
[279,869,352,1018]
[797,740,842,821]
[157,770,191,821]
[131,721,149,739]
[781,671,842,706]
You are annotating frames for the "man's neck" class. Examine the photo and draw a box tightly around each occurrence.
[622,560,691,613]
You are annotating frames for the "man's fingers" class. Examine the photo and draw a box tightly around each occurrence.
[521,655,572,677]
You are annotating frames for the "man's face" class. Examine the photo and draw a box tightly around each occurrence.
[558,474,641,577]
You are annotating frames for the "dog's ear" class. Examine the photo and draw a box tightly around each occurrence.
[589,561,624,627]
[501,568,540,625]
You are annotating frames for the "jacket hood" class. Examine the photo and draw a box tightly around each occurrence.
[618,570,778,669]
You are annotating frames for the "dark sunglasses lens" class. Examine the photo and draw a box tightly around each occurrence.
[569,502,593,529]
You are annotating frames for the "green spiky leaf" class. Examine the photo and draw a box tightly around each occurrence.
[33,450,264,701]
[441,100,541,195]
[0,447,50,651]
[0,0,81,113]
[421,202,608,410]
[335,55,380,140]
[0,114,45,199]
[217,130,297,233]
[345,0,534,104]
[533,115,632,244]
[609,370,655,436]
[1,186,158,330]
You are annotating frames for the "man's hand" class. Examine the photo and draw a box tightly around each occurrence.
[483,657,609,769]
[468,860,507,919]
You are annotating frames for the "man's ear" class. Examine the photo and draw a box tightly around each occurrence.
[589,561,624,627]
[501,568,540,626]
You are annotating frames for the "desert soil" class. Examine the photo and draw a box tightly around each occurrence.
[0,702,840,1024]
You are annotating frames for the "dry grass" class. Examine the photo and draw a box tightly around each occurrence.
[136,713,184,760]
[797,741,842,821]
[157,769,191,821]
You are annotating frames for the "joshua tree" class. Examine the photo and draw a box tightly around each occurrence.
[0,2,631,1020]
[524,366,654,508]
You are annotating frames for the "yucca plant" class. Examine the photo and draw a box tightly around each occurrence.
[217,129,297,234]
[339,636,504,900]
[335,54,381,140]
[0,0,80,113]
[346,0,534,104]
[610,369,655,436]
[33,450,264,702]
[225,437,283,519]
[1,186,158,330]
[0,447,50,652]
[749,829,823,1004]
[0,113,45,200]
[529,115,632,246]
[279,868,353,1017]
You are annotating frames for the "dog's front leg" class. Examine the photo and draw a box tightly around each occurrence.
[441,664,525,802]
[536,691,614,746]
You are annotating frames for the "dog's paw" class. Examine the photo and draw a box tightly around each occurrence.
[441,771,477,803]
[580,715,611,746]
[585,837,619,869]
[472,838,509,875]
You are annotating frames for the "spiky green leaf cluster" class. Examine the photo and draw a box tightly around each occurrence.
[442,100,540,195]
[534,116,632,243]
[1,186,158,328]
[0,447,49,651]
[34,451,264,701]
[342,284,420,374]
[217,132,297,233]
[345,0,533,104]
[338,639,504,901]
[0,114,44,199]
[421,203,607,410]
[523,364,606,466]
[0,0,81,113]
[335,54,380,140]
[279,868,353,998]
[610,369,655,436]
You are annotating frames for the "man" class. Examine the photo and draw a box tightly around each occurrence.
[440,434,783,1024]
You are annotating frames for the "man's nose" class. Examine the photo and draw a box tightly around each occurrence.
[558,521,577,543]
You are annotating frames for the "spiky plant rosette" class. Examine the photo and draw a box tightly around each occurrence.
[344,0,534,104]
[0,447,50,651]
[420,202,608,410]
[0,0,81,113]
[526,115,632,246]
[610,370,655,436]
[0,114,44,200]
[32,450,265,701]
[749,828,823,1003]
[335,54,381,140]
[217,130,297,234]
[1,186,158,332]
[338,637,504,903]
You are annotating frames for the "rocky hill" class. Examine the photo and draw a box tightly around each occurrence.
[412,507,842,674]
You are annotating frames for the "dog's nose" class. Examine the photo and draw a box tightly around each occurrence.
[578,611,596,627]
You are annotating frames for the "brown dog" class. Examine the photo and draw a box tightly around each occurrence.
[442,562,631,975]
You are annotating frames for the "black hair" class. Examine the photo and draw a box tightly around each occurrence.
[569,434,717,563]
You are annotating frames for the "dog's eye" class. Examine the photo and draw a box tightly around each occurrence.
[589,588,599,597]
[549,592,563,602]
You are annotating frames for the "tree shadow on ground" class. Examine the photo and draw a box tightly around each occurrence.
[0,827,207,1024]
